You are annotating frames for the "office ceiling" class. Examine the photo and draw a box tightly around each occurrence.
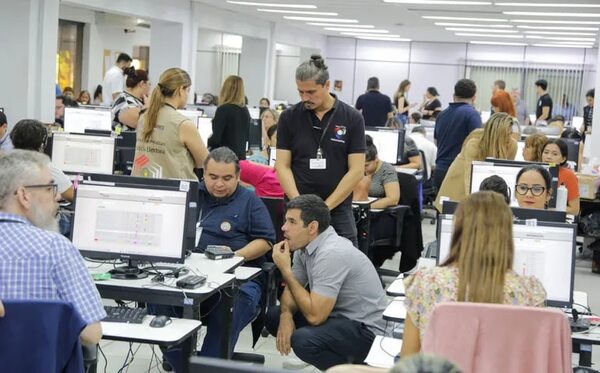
[192,0,600,48]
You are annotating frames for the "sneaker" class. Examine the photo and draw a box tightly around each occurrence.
[282,352,310,370]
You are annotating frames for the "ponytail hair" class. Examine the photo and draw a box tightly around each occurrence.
[143,68,191,142]
[124,67,148,88]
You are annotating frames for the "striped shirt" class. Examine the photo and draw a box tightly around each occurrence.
[111,91,143,130]
[0,212,106,324]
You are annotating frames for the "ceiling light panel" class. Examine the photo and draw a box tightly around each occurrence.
[324,28,390,33]
[307,23,374,27]
[257,9,337,15]
[523,31,597,36]
[455,32,524,38]
[504,12,600,17]
[341,32,401,37]
[470,40,527,46]
[532,44,593,48]
[510,19,600,24]
[356,36,411,41]
[517,25,599,31]
[384,0,491,4]
[435,22,514,28]
[226,1,317,8]
[525,35,596,41]
[423,16,508,22]
[445,28,518,33]
[496,2,600,8]
[283,16,358,22]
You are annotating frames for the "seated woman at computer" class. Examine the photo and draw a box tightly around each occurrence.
[132,68,208,180]
[111,67,150,131]
[434,112,517,211]
[401,191,546,357]
[522,133,548,162]
[515,165,552,210]
[542,139,580,215]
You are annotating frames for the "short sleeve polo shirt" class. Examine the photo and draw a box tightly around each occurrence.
[536,93,553,119]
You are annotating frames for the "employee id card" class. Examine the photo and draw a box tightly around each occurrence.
[310,158,326,169]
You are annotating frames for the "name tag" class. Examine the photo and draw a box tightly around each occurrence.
[195,225,203,247]
[309,158,327,170]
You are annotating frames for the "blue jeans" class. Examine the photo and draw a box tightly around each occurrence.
[148,279,262,372]
[264,305,375,371]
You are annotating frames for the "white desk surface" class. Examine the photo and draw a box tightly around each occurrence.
[181,253,244,275]
[383,297,407,323]
[573,290,589,312]
[352,197,378,206]
[364,336,403,369]
[386,278,405,296]
[394,167,418,175]
[234,266,262,281]
[102,316,202,344]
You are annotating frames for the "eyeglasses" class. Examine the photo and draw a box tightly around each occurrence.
[16,183,59,197]
[515,184,546,197]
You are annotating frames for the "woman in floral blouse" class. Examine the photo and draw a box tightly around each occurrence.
[401,191,547,357]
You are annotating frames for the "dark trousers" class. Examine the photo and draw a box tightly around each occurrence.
[330,205,358,247]
[432,168,448,196]
[264,306,375,371]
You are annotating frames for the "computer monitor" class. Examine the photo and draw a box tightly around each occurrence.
[436,214,576,308]
[187,104,217,118]
[480,110,491,124]
[571,116,583,129]
[441,200,566,223]
[71,174,198,279]
[470,159,559,208]
[197,117,213,146]
[365,129,405,164]
[248,107,260,120]
[248,119,262,149]
[63,107,112,133]
[178,109,205,123]
[562,138,581,169]
[50,132,115,174]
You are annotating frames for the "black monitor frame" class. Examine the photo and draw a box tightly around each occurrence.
[441,200,566,222]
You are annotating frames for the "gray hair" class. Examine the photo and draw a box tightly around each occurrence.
[295,54,329,85]
[204,147,240,174]
[412,126,427,136]
[0,150,50,208]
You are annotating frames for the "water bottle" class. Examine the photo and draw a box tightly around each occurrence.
[556,184,568,212]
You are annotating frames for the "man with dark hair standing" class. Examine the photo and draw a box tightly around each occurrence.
[432,78,482,192]
[266,194,386,370]
[276,55,365,246]
[535,79,553,124]
[355,77,394,126]
[0,111,12,151]
[583,88,594,134]
[101,52,133,105]
[492,79,506,94]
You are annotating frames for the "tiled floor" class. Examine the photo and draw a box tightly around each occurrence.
[98,218,600,372]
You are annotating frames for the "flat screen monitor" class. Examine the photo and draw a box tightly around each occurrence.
[365,129,405,164]
[197,117,213,146]
[571,116,583,129]
[248,119,262,149]
[248,107,260,120]
[50,133,115,174]
[562,138,581,168]
[116,131,136,149]
[470,159,559,208]
[63,107,112,133]
[480,110,491,124]
[188,104,217,118]
[72,175,198,277]
[441,200,566,223]
[178,109,205,123]
[436,215,576,308]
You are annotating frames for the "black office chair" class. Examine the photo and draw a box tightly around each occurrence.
[368,205,410,278]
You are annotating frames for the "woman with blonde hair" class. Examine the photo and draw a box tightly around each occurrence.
[522,133,548,162]
[132,67,208,180]
[393,79,417,126]
[208,75,251,159]
[434,112,517,211]
[401,191,546,357]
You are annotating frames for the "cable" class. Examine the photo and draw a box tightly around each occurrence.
[378,320,401,358]
[117,343,133,373]
[98,344,108,373]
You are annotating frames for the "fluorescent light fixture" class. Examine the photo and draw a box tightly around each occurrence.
[496,2,600,8]
[517,25,599,31]
[324,28,390,33]
[470,40,527,46]
[552,41,596,44]
[445,28,518,33]
[455,32,524,38]
[523,31,597,36]
[511,19,600,24]
[284,16,358,22]
[226,1,317,8]
[307,23,374,27]
[504,12,600,17]
[341,32,401,37]
[525,35,596,41]
[356,36,411,41]
[423,16,507,22]
[257,9,337,15]
[532,44,593,48]
[384,0,491,4]
[435,22,514,28]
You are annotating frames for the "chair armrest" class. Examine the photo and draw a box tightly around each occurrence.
[261,262,277,275]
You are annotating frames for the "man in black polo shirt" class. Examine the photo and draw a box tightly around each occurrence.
[535,79,553,124]
[276,54,365,246]
[355,77,394,126]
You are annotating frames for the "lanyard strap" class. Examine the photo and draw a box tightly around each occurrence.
[309,98,338,158]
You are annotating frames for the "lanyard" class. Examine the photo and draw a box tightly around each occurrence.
[309,98,338,159]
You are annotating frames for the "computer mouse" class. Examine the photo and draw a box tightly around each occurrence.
[149,315,171,328]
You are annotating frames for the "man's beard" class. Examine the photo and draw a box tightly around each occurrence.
[30,206,60,233]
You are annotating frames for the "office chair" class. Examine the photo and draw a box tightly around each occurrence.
[368,205,411,278]
[422,303,572,373]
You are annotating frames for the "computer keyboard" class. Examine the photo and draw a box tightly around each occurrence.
[103,306,147,324]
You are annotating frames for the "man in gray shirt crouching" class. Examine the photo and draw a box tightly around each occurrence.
[267,194,387,370]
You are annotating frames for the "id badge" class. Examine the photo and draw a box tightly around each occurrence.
[309,158,327,170]
[195,225,203,247]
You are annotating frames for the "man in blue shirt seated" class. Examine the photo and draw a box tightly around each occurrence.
[0,150,106,345]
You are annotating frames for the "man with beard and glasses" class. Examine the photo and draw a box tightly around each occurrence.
[0,150,106,346]
[275,55,365,247]
[152,147,275,371]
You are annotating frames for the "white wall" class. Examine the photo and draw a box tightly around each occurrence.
[240,37,269,107]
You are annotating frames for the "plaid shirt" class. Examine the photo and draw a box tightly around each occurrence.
[0,212,106,324]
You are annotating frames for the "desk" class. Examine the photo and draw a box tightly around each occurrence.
[383,297,406,323]
[234,266,262,281]
[88,254,243,359]
[364,336,403,368]
[386,278,405,297]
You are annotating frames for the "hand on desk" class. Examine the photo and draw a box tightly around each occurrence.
[272,240,292,270]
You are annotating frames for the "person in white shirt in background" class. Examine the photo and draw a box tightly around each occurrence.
[410,126,437,179]
[101,53,132,106]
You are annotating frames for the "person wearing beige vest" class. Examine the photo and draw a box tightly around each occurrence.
[434,113,517,212]
[132,67,208,180]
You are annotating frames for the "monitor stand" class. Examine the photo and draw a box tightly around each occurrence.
[108,260,148,280]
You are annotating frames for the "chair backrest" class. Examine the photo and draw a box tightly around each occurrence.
[259,196,286,243]
[0,300,86,373]
[418,149,429,182]
[422,302,572,373]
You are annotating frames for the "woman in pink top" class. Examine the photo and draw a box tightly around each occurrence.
[240,160,284,198]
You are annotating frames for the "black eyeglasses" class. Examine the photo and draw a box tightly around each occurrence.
[515,184,546,197]
[16,183,58,197]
